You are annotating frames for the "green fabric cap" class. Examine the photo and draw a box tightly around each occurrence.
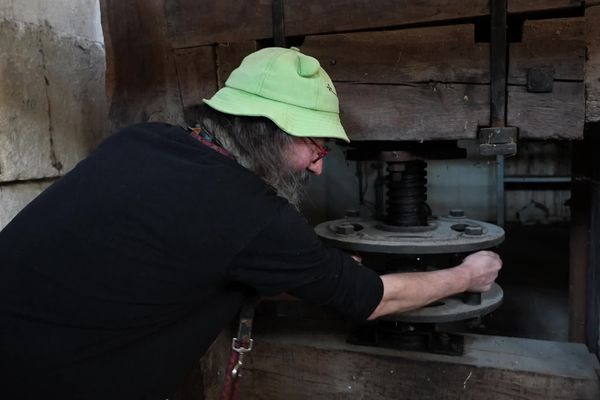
[203,47,349,142]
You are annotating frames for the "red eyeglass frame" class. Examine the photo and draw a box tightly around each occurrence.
[308,138,330,163]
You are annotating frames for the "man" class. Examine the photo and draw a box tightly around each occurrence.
[0,47,501,399]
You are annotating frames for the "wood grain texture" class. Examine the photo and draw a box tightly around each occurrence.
[166,0,489,48]
[198,323,600,400]
[586,5,600,122]
[508,0,584,13]
[509,18,585,84]
[337,82,489,141]
[100,0,183,130]
[174,46,217,108]
[216,42,258,88]
[301,25,489,84]
[507,82,584,139]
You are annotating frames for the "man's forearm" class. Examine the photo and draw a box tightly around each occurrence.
[367,250,502,320]
[368,266,470,320]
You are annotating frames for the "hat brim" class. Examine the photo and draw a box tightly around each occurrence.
[203,87,350,143]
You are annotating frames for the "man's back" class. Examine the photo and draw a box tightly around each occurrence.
[0,123,285,398]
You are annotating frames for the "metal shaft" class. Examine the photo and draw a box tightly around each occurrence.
[386,160,428,227]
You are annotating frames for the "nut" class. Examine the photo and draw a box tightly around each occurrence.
[464,225,483,235]
[449,209,465,218]
[336,223,355,235]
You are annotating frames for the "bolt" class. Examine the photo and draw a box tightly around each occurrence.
[336,223,355,235]
[345,209,360,218]
[439,333,451,345]
[449,209,465,218]
[387,163,406,172]
[464,225,483,236]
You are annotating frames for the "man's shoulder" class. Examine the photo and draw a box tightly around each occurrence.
[116,122,185,139]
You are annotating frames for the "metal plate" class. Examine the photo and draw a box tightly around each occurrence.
[315,216,505,254]
[384,283,504,323]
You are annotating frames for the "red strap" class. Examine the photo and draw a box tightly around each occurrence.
[189,128,234,159]
[220,351,241,400]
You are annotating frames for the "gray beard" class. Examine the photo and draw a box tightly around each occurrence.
[205,124,312,209]
[273,169,312,209]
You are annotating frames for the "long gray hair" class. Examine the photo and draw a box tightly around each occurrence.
[185,104,311,207]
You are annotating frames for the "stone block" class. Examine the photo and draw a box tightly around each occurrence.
[0,19,108,182]
[0,179,53,230]
[0,0,103,42]
[41,25,108,174]
[0,19,54,181]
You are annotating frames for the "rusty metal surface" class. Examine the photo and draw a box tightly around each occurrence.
[383,283,504,323]
[315,214,505,254]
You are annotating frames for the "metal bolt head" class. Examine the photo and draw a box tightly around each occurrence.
[464,225,483,235]
[449,209,465,218]
[345,209,360,218]
[387,163,406,172]
[336,223,355,235]
[439,333,451,345]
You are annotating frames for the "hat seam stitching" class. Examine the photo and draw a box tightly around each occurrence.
[314,71,322,110]
[256,50,287,96]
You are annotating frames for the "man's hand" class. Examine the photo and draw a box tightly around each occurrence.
[457,250,502,292]
[368,250,502,320]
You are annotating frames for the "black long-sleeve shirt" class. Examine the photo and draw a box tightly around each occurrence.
[0,123,383,399]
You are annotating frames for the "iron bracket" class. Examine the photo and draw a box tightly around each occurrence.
[527,66,555,93]
[478,126,518,156]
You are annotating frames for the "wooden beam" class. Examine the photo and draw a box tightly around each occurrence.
[301,25,489,84]
[166,0,490,49]
[216,42,258,89]
[587,127,600,356]
[174,46,217,109]
[586,5,600,122]
[100,0,183,130]
[292,24,490,141]
[337,82,489,141]
[199,321,600,399]
[508,0,584,13]
[570,140,591,343]
[509,18,585,84]
[507,83,584,139]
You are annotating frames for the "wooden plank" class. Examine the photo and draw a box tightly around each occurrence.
[589,131,600,357]
[174,46,217,108]
[509,18,585,84]
[337,82,489,141]
[586,5,600,122]
[199,322,600,399]
[507,82,584,139]
[166,0,490,49]
[508,0,584,13]
[570,139,592,343]
[216,42,258,88]
[174,42,258,109]
[301,25,489,84]
[100,0,184,130]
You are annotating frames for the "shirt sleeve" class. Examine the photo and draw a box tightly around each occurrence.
[227,205,383,321]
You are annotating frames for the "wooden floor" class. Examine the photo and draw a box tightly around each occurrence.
[196,317,600,400]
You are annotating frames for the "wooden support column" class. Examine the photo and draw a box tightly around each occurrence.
[570,138,591,343]
[586,5,600,123]
[587,125,600,356]
[100,0,184,131]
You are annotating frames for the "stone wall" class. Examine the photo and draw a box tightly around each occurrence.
[0,0,107,229]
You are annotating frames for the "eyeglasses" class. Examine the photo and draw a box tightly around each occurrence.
[308,138,329,164]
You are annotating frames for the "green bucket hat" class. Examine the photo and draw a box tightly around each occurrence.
[203,47,349,142]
